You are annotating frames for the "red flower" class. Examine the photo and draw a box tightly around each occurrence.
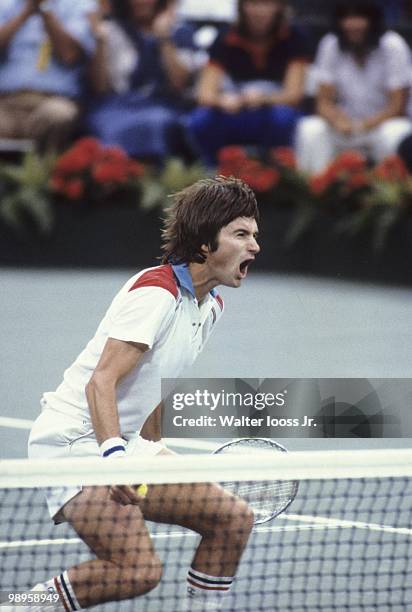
[374,155,409,182]
[254,168,280,191]
[54,138,102,174]
[331,150,367,175]
[49,174,66,192]
[54,150,90,174]
[92,161,128,184]
[98,145,128,164]
[309,173,330,195]
[64,178,84,200]
[240,167,280,192]
[73,137,101,156]
[347,172,370,190]
[270,147,296,169]
[127,160,145,177]
[218,157,262,180]
[217,146,248,164]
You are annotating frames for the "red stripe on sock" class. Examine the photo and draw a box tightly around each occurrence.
[187,578,229,592]
[54,577,70,612]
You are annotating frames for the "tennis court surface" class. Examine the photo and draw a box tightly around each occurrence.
[1,270,412,609]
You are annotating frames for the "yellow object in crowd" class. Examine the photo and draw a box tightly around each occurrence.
[37,39,52,71]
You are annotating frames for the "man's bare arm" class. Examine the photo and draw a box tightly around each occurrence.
[39,3,86,65]
[0,1,34,51]
[140,402,163,442]
[85,337,148,446]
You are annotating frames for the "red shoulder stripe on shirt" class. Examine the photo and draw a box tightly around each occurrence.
[128,264,179,299]
[215,294,224,311]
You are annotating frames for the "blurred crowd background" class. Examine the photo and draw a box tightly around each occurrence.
[3,0,412,172]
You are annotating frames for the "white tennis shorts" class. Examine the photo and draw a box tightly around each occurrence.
[28,405,165,522]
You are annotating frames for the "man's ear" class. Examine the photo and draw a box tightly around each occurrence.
[200,244,210,258]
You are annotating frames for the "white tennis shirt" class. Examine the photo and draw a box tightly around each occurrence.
[42,263,224,434]
[315,31,412,120]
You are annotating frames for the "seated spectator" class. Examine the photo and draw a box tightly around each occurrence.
[186,0,310,167]
[0,0,96,152]
[85,0,202,162]
[295,0,412,175]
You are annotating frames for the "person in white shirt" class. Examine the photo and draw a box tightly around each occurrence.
[295,0,412,174]
[23,176,260,612]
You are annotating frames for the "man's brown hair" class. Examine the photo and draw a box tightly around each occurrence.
[161,176,259,264]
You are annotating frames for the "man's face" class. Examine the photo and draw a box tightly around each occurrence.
[129,0,158,23]
[340,15,370,46]
[242,0,284,38]
[204,217,260,288]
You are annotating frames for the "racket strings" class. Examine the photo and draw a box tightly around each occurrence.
[214,438,299,524]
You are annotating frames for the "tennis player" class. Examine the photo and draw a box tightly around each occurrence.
[22,177,260,612]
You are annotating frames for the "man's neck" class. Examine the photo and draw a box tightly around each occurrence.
[188,262,218,302]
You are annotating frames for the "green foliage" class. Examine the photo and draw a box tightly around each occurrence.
[2,141,412,255]
[0,151,55,234]
[140,158,208,210]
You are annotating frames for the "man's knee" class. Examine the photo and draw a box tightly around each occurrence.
[112,553,163,597]
[134,554,163,594]
[196,489,255,539]
[0,105,19,138]
[35,97,79,127]
[229,498,255,534]
[296,115,329,141]
[373,119,412,158]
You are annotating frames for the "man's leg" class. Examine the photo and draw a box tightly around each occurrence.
[139,474,254,609]
[295,115,337,174]
[59,479,251,610]
[369,118,412,162]
[0,94,28,139]
[141,481,253,574]
[59,485,162,609]
[28,95,80,152]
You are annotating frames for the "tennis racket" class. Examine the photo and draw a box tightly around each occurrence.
[213,438,299,525]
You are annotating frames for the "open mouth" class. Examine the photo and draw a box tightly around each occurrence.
[239,258,254,278]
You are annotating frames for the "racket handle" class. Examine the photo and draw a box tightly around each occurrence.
[136,483,148,499]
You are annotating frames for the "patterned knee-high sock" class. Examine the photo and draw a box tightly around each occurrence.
[186,567,233,610]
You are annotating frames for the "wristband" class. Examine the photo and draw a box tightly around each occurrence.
[100,437,126,458]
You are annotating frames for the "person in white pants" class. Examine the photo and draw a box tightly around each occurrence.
[295,0,412,175]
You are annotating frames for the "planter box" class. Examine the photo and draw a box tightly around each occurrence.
[0,201,411,287]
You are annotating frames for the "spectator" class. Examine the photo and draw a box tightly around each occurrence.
[86,0,201,162]
[295,0,412,175]
[186,0,310,167]
[0,0,96,152]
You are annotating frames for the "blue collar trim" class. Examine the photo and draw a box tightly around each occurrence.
[171,263,218,299]
[172,263,196,298]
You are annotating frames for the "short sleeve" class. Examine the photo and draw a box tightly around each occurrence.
[381,32,412,91]
[315,34,339,85]
[207,27,230,69]
[287,27,312,62]
[58,1,97,56]
[108,287,176,349]
[0,1,21,25]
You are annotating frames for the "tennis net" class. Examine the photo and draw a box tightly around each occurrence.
[1,448,411,611]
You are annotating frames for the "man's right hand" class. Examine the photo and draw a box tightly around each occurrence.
[219,93,244,114]
[332,114,354,136]
[25,0,50,16]
[110,485,147,506]
[24,0,40,16]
